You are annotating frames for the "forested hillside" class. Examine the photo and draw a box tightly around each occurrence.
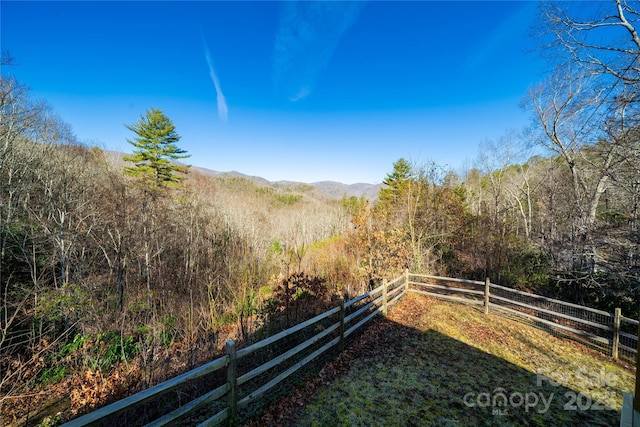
[2,1,640,425]
[0,79,358,423]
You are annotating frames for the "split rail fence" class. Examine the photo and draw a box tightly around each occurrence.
[63,271,638,426]
[62,275,408,426]
[407,273,639,362]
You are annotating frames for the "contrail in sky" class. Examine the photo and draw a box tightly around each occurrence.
[202,37,228,122]
[273,1,364,102]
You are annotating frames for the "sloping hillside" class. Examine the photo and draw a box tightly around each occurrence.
[251,293,634,426]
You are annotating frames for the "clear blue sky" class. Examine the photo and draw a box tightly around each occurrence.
[2,1,546,184]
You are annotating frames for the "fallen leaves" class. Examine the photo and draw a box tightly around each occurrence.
[70,366,141,415]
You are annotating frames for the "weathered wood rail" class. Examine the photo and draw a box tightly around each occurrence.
[62,274,408,426]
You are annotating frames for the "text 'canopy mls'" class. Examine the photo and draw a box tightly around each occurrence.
[124,108,190,187]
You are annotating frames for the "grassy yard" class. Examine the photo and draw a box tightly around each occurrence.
[250,293,635,426]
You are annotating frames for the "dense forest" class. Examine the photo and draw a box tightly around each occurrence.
[2,1,640,424]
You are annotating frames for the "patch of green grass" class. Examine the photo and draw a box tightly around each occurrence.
[292,294,634,426]
[37,366,67,386]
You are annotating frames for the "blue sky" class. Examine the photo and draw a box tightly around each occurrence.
[2,1,546,184]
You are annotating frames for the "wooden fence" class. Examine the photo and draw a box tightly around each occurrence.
[62,270,637,426]
[61,274,408,426]
[407,273,639,362]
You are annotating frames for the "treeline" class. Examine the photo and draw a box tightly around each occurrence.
[354,151,639,313]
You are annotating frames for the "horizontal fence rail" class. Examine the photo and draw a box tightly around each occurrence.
[62,356,230,427]
[62,274,409,426]
[407,273,638,362]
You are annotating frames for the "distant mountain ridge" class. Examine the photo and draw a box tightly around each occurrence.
[105,151,382,200]
[307,180,382,200]
[193,167,382,200]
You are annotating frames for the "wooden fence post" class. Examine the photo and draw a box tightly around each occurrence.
[612,308,621,360]
[226,340,237,424]
[484,278,490,315]
[382,279,388,315]
[404,268,409,294]
[338,298,345,352]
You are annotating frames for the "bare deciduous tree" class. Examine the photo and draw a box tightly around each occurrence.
[541,0,640,90]
[526,70,616,235]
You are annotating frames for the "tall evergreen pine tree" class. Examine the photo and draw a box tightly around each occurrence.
[123,108,190,187]
[379,158,412,206]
